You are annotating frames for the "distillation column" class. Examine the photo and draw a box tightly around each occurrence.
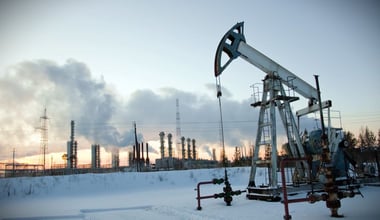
[181,136,186,160]
[159,132,165,159]
[187,138,192,159]
[192,139,197,160]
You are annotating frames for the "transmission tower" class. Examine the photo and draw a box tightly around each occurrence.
[38,108,49,171]
[176,98,182,159]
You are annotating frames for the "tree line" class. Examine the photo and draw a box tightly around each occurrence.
[344,126,380,148]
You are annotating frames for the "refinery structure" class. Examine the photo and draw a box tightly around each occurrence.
[1,122,219,177]
[1,102,219,177]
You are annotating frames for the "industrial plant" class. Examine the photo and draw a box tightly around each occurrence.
[154,132,217,170]
[1,117,219,177]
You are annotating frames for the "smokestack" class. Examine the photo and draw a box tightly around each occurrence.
[192,139,196,160]
[67,120,77,169]
[145,142,150,167]
[133,122,140,165]
[70,120,74,146]
[139,142,144,170]
[73,141,77,168]
[132,145,136,162]
[187,138,191,160]
[141,141,145,163]
[112,149,119,169]
[159,131,165,159]
[91,144,100,168]
[67,141,71,168]
[181,136,186,160]
[128,151,133,167]
[168,133,173,158]
[212,148,216,161]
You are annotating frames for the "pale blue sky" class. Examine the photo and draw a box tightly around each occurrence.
[0,0,379,159]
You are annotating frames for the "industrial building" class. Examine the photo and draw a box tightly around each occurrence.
[154,132,217,170]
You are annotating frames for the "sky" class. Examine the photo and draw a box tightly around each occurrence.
[0,0,379,164]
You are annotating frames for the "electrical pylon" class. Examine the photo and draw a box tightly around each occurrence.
[176,98,182,159]
[38,108,49,171]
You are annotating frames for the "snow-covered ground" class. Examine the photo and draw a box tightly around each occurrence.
[0,167,379,220]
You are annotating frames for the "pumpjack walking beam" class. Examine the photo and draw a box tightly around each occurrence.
[214,22,331,112]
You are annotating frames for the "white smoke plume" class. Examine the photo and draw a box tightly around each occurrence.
[0,59,142,159]
[0,59,318,161]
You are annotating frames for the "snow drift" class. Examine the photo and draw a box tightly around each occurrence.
[0,167,379,220]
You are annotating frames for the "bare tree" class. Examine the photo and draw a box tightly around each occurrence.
[358,126,376,147]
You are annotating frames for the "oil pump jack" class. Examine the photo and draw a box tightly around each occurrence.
[214,22,358,218]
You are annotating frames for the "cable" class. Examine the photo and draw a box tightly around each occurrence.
[216,77,227,167]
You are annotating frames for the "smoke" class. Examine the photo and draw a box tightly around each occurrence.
[147,144,159,155]
[200,145,213,158]
[0,59,322,161]
[0,59,143,159]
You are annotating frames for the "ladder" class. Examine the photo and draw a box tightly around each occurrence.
[277,80,308,181]
[247,74,308,200]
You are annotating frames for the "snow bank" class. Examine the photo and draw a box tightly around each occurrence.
[0,167,250,198]
[0,167,379,220]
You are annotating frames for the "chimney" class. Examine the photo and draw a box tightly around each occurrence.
[168,133,173,158]
[145,142,150,167]
[187,138,191,160]
[181,136,186,160]
[132,144,136,162]
[159,131,165,159]
[66,141,71,168]
[128,151,133,167]
[67,120,77,169]
[112,148,119,169]
[73,141,77,168]
[91,144,100,168]
[134,122,140,165]
[192,139,196,160]
[212,148,216,161]
[141,141,145,163]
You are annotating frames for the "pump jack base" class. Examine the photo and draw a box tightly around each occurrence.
[246,186,281,202]
[331,214,344,218]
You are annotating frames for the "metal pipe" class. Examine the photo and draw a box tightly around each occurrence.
[314,75,326,139]
[281,157,311,220]
[196,179,224,210]
[314,75,344,217]
[196,180,215,210]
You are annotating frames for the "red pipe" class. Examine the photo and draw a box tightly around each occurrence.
[196,180,215,210]
[196,179,224,210]
[281,157,311,220]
